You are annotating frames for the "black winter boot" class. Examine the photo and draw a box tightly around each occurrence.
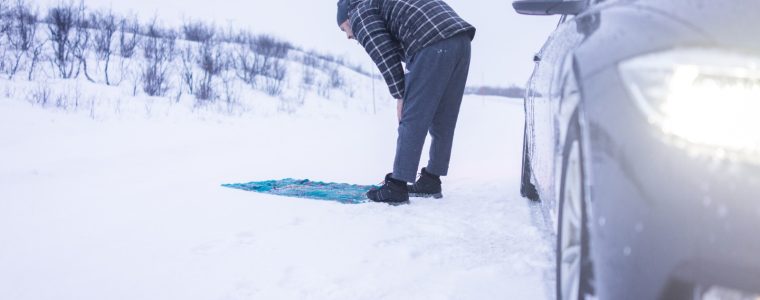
[367,173,410,205]
[409,168,443,199]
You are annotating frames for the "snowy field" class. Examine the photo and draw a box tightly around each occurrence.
[0,87,553,299]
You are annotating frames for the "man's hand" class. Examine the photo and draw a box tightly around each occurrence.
[397,98,403,122]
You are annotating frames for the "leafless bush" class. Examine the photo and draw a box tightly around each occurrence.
[179,45,194,94]
[141,19,176,96]
[329,67,344,89]
[233,34,264,88]
[220,73,240,114]
[296,82,307,104]
[195,40,225,102]
[5,0,39,79]
[236,34,290,97]
[301,52,321,69]
[252,34,290,59]
[142,18,176,39]
[30,82,51,106]
[46,2,75,78]
[264,59,286,96]
[0,0,10,32]
[181,19,214,43]
[118,16,139,58]
[0,1,373,114]
[114,16,139,85]
[301,65,315,87]
[217,25,246,44]
[179,39,226,103]
[91,9,117,84]
[0,0,10,69]
[46,1,87,79]
[52,83,82,110]
[87,95,96,119]
[317,80,331,99]
[25,38,43,80]
[71,3,94,82]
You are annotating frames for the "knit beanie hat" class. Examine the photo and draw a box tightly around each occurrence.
[337,0,350,26]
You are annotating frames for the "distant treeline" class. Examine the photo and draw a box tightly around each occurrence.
[465,85,525,99]
[0,0,374,107]
[0,0,521,108]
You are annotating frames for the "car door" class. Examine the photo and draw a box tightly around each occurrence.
[524,5,599,231]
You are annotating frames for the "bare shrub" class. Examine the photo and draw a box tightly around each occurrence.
[29,82,51,106]
[246,34,290,97]
[91,9,117,84]
[195,40,225,102]
[114,16,139,85]
[25,38,43,80]
[233,35,263,88]
[179,45,195,94]
[0,0,10,69]
[87,95,96,119]
[252,34,290,59]
[53,85,81,110]
[228,33,294,97]
[181,19,214,43]
[118,16,139,59]
[220,73,240,114]
[71,3,93,82]
[0,0,10,33]
[217,25,246,44]
[301,51,321,69]
[46,1,90,79]
[317,80,331,99]
[46,2,76,78]
[264,59,286,96]
[329,67,344,89]
[301,65,315,87]
[6,0,39,79]
[141,19,176,97]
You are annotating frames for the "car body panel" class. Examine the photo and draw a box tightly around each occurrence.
[521,0,760,298]
[525,14,587,231]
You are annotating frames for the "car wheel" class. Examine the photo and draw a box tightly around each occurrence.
[556,114,594,300]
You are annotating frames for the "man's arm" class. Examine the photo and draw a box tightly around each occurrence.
[351,3,406,100]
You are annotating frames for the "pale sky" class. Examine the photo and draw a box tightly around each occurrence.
[37,0,559,86]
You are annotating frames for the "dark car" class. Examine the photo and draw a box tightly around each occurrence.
[512,0,760,299]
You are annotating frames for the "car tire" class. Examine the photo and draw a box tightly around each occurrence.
[556,112,595,300]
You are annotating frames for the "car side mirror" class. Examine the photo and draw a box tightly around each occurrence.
[512,0,588,16]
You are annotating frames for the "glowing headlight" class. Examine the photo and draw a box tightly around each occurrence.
[618,48,760,163]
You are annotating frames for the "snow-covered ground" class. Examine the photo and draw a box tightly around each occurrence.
[0,84,553,299]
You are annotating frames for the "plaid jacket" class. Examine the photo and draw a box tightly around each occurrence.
[348,0,475,99]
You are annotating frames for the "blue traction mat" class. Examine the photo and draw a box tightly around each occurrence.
[222,179,379,204]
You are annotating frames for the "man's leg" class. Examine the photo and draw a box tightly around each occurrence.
[392,39,461,182]
[426,35,472,177]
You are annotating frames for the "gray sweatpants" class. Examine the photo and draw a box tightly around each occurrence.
[392,33,471,182]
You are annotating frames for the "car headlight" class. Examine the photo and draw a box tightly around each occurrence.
[618,48,760,164]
